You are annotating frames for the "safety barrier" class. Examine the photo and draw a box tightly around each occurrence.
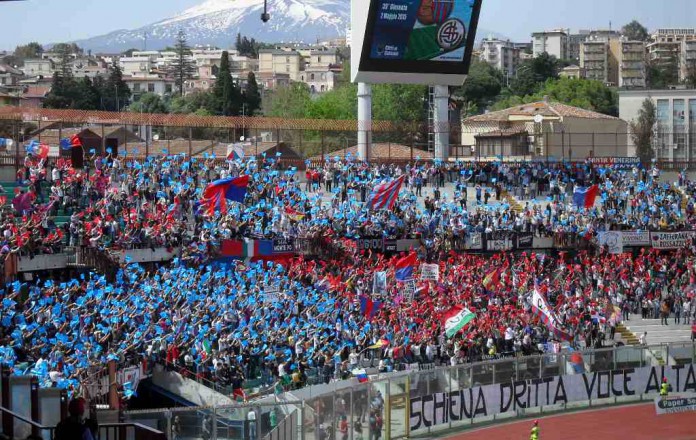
[120,342,695,440]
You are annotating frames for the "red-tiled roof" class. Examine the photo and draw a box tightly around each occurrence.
[309,143,432,161]
[464,101,620,123]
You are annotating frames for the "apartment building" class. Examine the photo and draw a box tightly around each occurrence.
[479,38,521,77]
[258,49,303,82]
[612,40,646,88]
[21,59,55,77]
[532,29,568,59]
[580,40,610,83]
[648,28,696,66]
[681,40,696,82]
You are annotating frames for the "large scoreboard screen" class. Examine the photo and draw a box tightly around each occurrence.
[358,0,482,77]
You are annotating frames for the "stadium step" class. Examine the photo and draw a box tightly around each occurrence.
[500,189,524,214]
[623,314,693,345]
[616,323,640,345]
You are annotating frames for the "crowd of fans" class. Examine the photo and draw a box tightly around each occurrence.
[1,243,695,399]
[0,151,695,402]
[2,153,695,262]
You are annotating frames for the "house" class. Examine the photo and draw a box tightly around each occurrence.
[0,64,24,87]
[124,75,176,99]
[255,72,291,90]
[20,85,50,108]
[21,59,55,77]
[300,67,337,94]
[462,98,628,160]
[0,93,21,107]
[258,49,303,82]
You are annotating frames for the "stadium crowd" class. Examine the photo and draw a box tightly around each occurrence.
[2,153,695,262]
[0,151,695,400]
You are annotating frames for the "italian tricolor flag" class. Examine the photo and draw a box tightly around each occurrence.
[443,307,476,338]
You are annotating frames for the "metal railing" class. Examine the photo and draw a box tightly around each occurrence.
[0,404,167,440]
[121,343,695,440]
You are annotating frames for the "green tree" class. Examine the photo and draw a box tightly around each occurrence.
[170,91,215,114]
[212,50,242,115]
[307,84,358,119]
[621,20,649,42]
[263,83,312,118]
[169,30,197,96]
[492,77,618,116]
[51,43,83,55]
[102,62,131,111]
[630,98,657,165]
[646,56,679,89]
[455,60,502,110]
[128,93,168,114]
[508,53,560,96]
[244,71,261,115]
[13,42,43,63]
[72,77,101,110]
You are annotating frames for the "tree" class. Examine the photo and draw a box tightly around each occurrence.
[621,20,649,42]
[13,42,43,63]
[492,77,618,116]
[51,43,83,56]
[169,30,197,96]
[455,60,503,110]
[128,93,168,114]
[684,60,696,89]
[212,51,242,116]
[646,56,679,89]
[630,98,657,165]
[244,72,261,116]
[507,53,560,97]
[235,33,261,57]
[102,62,131,111]
[72,77,101,110]
[170,91,215,114]
[263,83,312,118]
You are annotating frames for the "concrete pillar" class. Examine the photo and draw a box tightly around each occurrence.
[433,85,450,161]
[357,83,372,162]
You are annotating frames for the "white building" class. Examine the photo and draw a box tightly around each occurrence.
[479,38,521,77]
[21,59,55,78]
[532,29,568,59]
[619,89,696,161]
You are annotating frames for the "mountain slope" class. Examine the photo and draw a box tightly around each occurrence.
[73,0,505,53]
[75,0,350,53]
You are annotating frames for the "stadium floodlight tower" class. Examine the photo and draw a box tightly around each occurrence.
[351,0,482,162]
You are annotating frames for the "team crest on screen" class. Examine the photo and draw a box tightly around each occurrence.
[437,18,466,50]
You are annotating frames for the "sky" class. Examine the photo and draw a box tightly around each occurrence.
[1,0,695,50]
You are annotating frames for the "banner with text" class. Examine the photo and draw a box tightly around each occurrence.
[409,364,696,433]
[420,263,440,281]
[650,231,696,249]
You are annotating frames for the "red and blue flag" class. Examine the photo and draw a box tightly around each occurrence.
[200,175,250,215]
[394,252,418,282]
[431,0,454,24]
[368,175,405,210]
[572,185,599,209]
[359,295,382,320]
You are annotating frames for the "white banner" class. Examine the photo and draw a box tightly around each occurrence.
[622,231,651,247]
[409,364,696,432]
[420,264,440,281]
[654,394,696,415]
[598,231,623,254]
[650,231,696,249]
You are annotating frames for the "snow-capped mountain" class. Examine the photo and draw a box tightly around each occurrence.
[74,0,350,53]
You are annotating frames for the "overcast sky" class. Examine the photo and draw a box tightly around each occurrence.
[1,0,695,50]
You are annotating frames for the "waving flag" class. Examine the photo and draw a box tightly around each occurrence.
[482,268,501,290]
[60,135,83,150]
[573,185,599,209]
[530,288,573,341]
[394,252,417,281]
[200,175,250,215]
[284,207,305,222]
[359,295,382,320]
[227,143,245,161]
[443,306,476,338]
[368,175,405,210]
[352,368,369,383]
[25,141,49,158]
